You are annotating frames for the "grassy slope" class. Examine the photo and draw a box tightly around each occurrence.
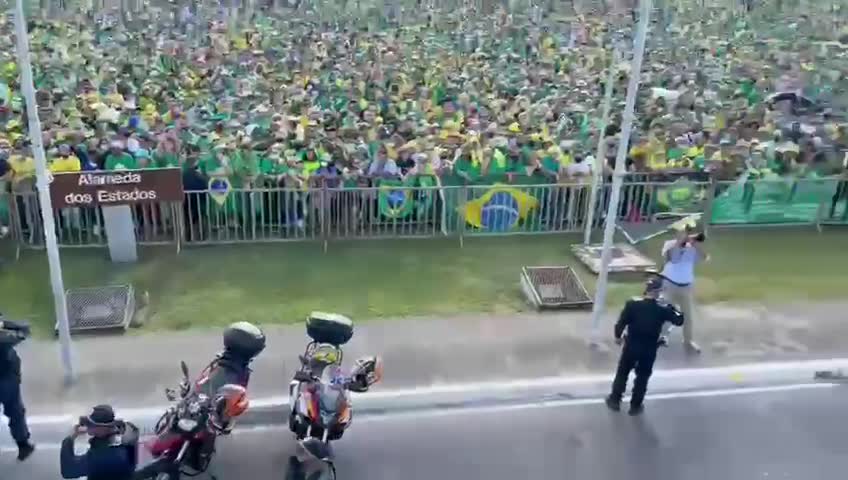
[2,227,846,335]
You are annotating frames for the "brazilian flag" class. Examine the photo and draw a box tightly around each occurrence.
[378,176,437,220]
[460,184,539,232]
[655,178,705,214]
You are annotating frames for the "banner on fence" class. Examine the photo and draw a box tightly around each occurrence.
[50,168,183,209]
[711,175,839,224]
[460,184,539,232]
[653,177,707,216]
[209,177,232,206]
[377,176,437,220]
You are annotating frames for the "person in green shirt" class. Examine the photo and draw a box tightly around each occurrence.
[103,141,137,170]
[453,145,482,182]
[134,149,154,169]
[154,137,181,169]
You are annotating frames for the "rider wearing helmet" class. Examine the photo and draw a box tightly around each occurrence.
[196,322,266,397]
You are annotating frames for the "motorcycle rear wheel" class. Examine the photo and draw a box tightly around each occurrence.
[135,456,180,480]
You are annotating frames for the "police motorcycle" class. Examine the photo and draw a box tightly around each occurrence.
[287,313,383,479]
[137,323,266,480]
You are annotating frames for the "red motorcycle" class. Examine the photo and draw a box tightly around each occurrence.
[136,360,249,480]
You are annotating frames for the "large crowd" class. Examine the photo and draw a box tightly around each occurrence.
[0,3,847,208]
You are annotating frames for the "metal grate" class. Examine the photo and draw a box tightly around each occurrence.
[57,285,135,334]
[520,266,593,311]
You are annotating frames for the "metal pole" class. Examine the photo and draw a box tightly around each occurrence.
[13,0,76,383]
[588,0,652,346]
[583,47,618,245]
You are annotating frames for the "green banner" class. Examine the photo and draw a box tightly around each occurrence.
[711,175,840,225]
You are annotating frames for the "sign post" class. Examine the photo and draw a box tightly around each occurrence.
[13,0,75,383]
[50,169,184,263]
[588,0,653,347]
[584,47,618,245]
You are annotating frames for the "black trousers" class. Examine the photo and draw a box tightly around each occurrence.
[609,343,658,407]
[0,377,30,443]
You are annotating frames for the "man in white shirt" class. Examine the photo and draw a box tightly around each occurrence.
[367,147,400,178]
[660,225,708,353]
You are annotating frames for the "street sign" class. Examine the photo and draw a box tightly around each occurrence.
[49,168,184,209]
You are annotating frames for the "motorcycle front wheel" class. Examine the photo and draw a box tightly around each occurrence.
[285,457,336,480]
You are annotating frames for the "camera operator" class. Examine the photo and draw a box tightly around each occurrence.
[660,224,708,353]
[0,315,36,461]
[60,405,139,480]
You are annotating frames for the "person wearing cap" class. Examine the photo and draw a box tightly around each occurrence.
[660,223,708,353]
[605,276,685,416]
[0,315,35,461]
[60,404,138,480]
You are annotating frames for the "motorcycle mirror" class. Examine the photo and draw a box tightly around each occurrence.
[165,388,177,401]
[180,360,189,380]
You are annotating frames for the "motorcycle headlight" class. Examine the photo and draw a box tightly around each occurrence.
[188,397,205,415]
[177,418,198,432]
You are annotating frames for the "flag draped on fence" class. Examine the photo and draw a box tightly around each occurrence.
[460,184,539,232]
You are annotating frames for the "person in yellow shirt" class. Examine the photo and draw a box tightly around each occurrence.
[49,145,82,173]
[7,149,35,190]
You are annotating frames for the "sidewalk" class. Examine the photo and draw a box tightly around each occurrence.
[18,300,848,416]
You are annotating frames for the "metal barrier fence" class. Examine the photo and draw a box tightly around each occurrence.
[3,176,847,249]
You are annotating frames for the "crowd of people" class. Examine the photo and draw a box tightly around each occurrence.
[0,2,847,235]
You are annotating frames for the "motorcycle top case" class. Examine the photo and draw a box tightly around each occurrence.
[306,312,354,345]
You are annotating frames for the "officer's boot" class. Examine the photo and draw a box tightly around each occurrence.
[17,441,35,462]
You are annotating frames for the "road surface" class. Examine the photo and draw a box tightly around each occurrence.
[2,382,845,480]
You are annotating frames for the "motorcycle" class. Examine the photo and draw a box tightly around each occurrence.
[287,313,383,477]
[136,360,248,480]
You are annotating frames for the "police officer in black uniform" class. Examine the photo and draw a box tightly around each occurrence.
[0,315,36,461]
[60,404,139,480]
[605,277,684,416]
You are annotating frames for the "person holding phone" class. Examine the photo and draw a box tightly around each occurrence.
[60,405,138,480]
[606,277,685,416]
[660,224,708,353]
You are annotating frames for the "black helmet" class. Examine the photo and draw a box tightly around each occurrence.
[645,276,664,294]
[223,322,266,360]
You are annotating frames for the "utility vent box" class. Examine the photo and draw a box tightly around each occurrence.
[56,285,135,335]
[520,266,593,311]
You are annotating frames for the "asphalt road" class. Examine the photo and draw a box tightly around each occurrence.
[3,383,845,480]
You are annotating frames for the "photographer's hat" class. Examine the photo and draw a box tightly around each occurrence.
[85,405,117,426]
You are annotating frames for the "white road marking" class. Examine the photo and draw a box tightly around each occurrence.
[25,358,848,426]
[231,382,838,430]
[351,382,839,423]
[3,382,839,452]
[0,443,61,455]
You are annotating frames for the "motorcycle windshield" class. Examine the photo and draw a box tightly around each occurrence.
[317,384,347,425]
